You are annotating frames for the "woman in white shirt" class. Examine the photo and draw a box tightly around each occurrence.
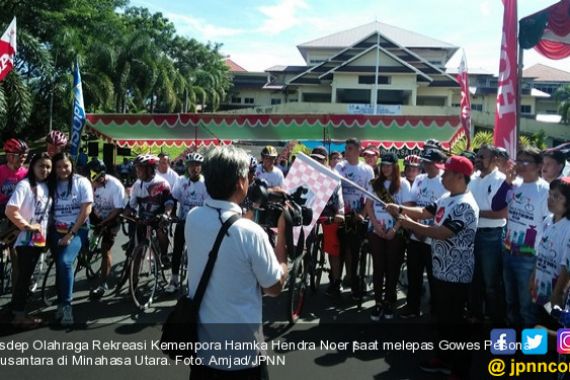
[48,152,93,326]
[6,153,52,329]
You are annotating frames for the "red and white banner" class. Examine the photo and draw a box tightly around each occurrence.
[456,50,472,149]
[494,0,518,159]
[0,17,17,82]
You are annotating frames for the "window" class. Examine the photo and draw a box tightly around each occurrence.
[231,97,241,104]
[358,75,391,85]
[244,97,255,104]
[472,104,483,111]
[520,105,532,114]
[271,98,281,105]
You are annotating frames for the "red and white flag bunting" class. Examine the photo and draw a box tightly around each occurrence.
[0,17,17,82]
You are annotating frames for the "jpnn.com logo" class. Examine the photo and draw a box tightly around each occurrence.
[489,328,548,355]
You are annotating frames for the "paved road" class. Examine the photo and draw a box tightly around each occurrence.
[0,228,493,380]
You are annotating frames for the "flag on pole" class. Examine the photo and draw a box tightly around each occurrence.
[494,0,518,159]
[69,60,86,160]
[0,17,17,82]
[456,50,472,149]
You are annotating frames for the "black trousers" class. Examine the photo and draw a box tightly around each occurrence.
[11,246,42,312]
[368,232,404,305]
[172,221,185,276]
[405,240,433,312]
[190,363,268,380]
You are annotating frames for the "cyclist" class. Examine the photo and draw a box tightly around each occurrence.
[335,138,374,299]
[255,145,284,189]
[403,154,422,186]
[1,139,29,217]
[166,152,209,293]
[308,147,345,296]
[86,159,126,298]
[46,130,68,157]
[124,154,174,267]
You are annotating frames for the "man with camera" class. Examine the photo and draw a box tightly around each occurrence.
[185,146,288,380]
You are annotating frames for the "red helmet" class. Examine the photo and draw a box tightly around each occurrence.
[46,130,68,146]
[133,154,159,167]
[3,138,29,154]
[404,154,421,167]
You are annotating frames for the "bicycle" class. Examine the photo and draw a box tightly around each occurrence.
[306,216,334,293]
[120,214,172,310]
[343,216,371,309]
[41,225,105,307]
[287,227,309,324]
[0,227,18,296]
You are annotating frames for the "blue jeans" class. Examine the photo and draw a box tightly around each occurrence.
[503,252,537,326]
[49,229,87,306]
[469,227,505,323]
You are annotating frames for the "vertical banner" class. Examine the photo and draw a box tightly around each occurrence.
[0,17,17,82]
[69,60,86,160]
[456,50,472,149]
[494,0,518,159]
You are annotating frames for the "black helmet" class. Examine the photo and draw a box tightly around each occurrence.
[87,159,106,181]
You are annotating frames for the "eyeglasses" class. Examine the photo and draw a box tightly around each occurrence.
[516,160,536,166]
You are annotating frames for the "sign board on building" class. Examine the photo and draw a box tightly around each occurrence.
[347,104,402,115]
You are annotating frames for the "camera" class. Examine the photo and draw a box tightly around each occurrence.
[248,179,313,228]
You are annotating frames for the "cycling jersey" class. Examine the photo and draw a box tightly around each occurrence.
[0,164,28,208]
[171,175,209,219]
[129,175,174,220]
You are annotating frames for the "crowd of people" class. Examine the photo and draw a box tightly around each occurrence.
[2,132,570,379]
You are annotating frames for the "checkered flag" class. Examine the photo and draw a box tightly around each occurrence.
[283,153,340,243]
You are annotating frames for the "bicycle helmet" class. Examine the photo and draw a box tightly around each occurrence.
[184,152,204,164]
[86,159,106,181]
[424,138,442,150]
[46,130,68,146]
[3,138,29,154]
[261,145,278,157]
[133,154,159,167]
[404,154,421,167]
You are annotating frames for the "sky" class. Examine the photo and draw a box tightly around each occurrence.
[129,0,569,74]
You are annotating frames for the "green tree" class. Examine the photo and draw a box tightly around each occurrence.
[554,84,570,124]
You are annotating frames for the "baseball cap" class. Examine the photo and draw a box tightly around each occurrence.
[362,145,379,156]
[421,149,447,168]
[380,152,398,165]
[310,146,328,160]
[444,155,474,177]
[495,147,510,160]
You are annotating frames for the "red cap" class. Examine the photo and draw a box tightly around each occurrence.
[444,155,474,177]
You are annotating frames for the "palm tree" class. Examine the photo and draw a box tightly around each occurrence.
[554,84,570,124]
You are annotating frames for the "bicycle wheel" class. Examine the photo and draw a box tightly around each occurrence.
[179,247,188,293]
[356,240,369,309]
[84,234,103,280]
[287,255,308,324]
[41,256,58,307]
[398,261,408,293]
[0,247,12,295]
[129,244,158,309]
[309,230,325,292]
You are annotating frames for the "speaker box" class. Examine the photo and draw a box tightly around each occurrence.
[87,142,99,157]
[117,147,131,156]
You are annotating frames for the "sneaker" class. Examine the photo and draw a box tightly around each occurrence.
[325,280,342,297]
[164,279,180,294]
[384,305,395,320]
[419,357,452,375]
[55,304,64,320]
[370,305,383,322]
[60,305,73,326]
[90,284,108,299]
[398,305,421,319]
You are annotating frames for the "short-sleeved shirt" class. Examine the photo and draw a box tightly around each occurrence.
[0,164,28,207]
[171,175,209,219]
[410,172,448,244]
[7,179,51,247]
[534,216,570,306]
[469,168,507,228]
[426,191,479,284]
[368,178,412,230]
[335,161,375,214]
[129,175,174,221]
[186,199,283,370]
[93,175,126,219]
[321,183,345,218]
[53,175,94,232]
[156,167,179,189]
[255,164,284,188]
[505,178,550,255]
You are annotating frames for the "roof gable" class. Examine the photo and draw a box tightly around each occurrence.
[523,63,570,82]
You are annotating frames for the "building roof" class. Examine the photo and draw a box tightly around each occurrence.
[523,63,570,82]
[298,21,457,51]
[224,58,247,72]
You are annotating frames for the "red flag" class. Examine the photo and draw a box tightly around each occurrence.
[494,0,518,159]
[456,51,472,149]
[0,17,17,82]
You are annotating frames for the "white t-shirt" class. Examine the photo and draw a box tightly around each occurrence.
[53,175,93,231]
[156,167,179,188]
[505,178,550,255]
[368,178,412,230]
[186,199,282,370]
[428,191,479,283]
[93,175,126,219]
[7,179,51,247]
[469,168,507,228]
[335,161,375,213]
[409,172,448,243]
[172,175,209,219]
[534,216,570,306]
[254,164,284,188]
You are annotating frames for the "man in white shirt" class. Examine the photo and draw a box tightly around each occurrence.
[156,153,179,188]
[185,146,287,379]
[255,145,284,189]
[467,145,507,323]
